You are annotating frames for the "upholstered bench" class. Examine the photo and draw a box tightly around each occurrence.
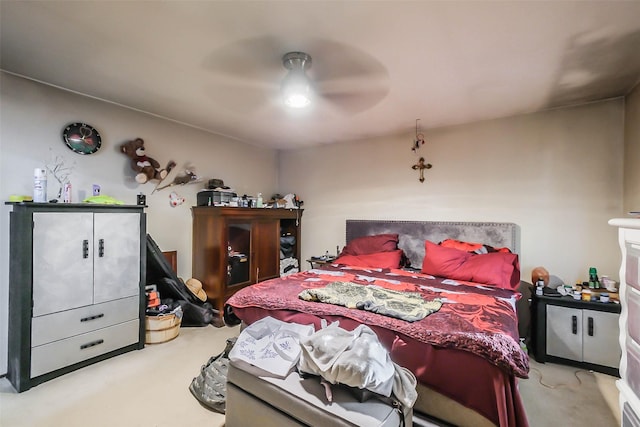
[226,362,412,427]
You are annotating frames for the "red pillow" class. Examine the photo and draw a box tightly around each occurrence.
[421,241,472,277]
[334,250,403,269]
[339,234,399,256]
[421,241,520,290]
[439,238,512,254]
[460,252,520,290]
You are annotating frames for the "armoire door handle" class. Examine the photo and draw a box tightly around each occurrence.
[82,239,89,258]
[572,315,577,334]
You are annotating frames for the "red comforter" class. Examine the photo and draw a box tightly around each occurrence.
[227,264,530,426]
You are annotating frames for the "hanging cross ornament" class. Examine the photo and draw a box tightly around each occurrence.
[412,157,432,183]
[410,119,432,182]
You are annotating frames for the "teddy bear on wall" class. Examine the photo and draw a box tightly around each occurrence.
[120,138,176,184]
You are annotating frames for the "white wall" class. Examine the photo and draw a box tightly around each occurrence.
[0,72,279,375]
[624,83,640,213]
[279,99,626,289]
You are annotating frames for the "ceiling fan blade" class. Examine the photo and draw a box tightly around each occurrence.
[317,74,389,95]
[321,90,389,115]
[205,77,278,114]
[315,74,390,115]
[305,39,389,82]
[203,36,285,82]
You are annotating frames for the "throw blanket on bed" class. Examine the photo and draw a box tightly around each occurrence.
[227,265,529,378]
[298,320,417,410]
[229,316,315,378]
[299,281,442,322]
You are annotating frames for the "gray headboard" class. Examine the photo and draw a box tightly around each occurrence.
[345,220,519,269]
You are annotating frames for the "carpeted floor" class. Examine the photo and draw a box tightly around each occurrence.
[518,357,620,426]
[0,325,620,426]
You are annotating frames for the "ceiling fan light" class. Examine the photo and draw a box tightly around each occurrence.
[282,52,313,108]
[284,92,312,108]
[282,72,312,108]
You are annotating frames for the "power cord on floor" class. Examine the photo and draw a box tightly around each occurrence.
[529,366,591,389]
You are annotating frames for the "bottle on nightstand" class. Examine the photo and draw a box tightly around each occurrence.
[588,267,600,289]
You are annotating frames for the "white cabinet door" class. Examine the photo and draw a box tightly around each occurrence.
[583,309,621,368]
[547,305,582,361]
[32,212,94,317]
[93,213,140,304]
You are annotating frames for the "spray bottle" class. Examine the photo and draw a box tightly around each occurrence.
[33,168,47,202]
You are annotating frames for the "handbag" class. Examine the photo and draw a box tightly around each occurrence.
[189,337,236,413]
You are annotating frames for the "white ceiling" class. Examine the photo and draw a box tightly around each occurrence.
[2,1,640,150]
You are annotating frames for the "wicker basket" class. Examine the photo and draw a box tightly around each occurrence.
[145,314,181,344]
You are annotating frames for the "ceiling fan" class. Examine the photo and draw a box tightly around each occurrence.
[203,38,390,116]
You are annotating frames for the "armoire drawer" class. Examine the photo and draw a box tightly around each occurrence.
[31,319,139,378]
[31,296,139,347]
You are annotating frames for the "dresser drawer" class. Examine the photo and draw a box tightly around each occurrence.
[625,228,640,245]
[630,287,640,344]
[31,296,139,347]
[627,338,640,400]
[627,241,640,292]
[624,402,640,427]
[31,319,139,378]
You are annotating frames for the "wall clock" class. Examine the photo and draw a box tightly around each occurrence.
[62,122,102,155]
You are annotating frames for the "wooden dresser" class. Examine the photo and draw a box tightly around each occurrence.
[609,218,640,426]
[191,207,302,322]
[7,203,146,392]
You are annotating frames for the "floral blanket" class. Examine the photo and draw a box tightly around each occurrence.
[227,265,529,378]
[299,281,443,322]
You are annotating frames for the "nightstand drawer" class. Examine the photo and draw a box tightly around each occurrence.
[32,296,139,347]
[31,319,139,378]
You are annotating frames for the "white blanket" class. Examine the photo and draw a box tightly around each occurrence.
[298,321,417,409]
[229,316,314,378]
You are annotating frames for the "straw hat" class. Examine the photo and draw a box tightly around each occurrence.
[186,278,207,302]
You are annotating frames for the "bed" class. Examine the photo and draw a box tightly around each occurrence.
[225,220,530,427]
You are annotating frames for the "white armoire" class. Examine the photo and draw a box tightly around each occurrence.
[7,202,146,392]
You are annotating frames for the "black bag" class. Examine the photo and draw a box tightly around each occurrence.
[280,235,296,258]
[158,278,217,327]
[146,234,219,327]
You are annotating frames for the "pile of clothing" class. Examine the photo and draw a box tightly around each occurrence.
[228,317,417,413]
